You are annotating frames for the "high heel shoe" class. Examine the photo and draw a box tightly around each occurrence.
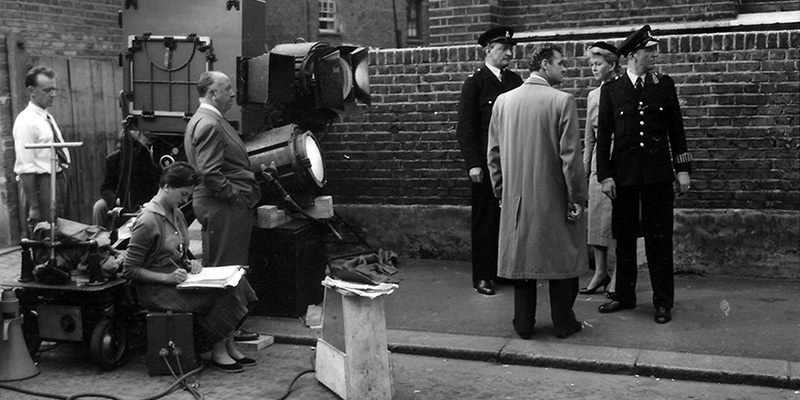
[579,275,611,295]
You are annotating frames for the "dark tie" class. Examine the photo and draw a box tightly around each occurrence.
[635,76,644,93]
[46,114,69,170]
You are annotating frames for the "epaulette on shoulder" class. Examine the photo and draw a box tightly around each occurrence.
[606,75,623,85]
[467,67,483,78]
[652,71,672,85]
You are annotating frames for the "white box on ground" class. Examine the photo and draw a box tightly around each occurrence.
[236,335,275,351]
[255,205,291,229]
[307,196,334,219]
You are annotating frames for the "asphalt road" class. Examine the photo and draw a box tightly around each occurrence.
[1,343,795,400]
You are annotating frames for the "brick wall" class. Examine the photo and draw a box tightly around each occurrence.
[323,28,800,211]
[0,0,121,58]
[429,0,503,46]
[503,0,738,32]
[430,0,800,46]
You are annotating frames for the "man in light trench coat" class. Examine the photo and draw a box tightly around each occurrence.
[487,44,589,340]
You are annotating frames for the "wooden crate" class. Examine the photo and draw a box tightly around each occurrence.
[315,287,392,400]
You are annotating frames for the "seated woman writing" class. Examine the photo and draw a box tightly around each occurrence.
[122,161,258,374]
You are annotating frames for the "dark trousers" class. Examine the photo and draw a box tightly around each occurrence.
[612,183,675,309]
[513,277,579,333]
[193,196,254,267]
[470,171,500,283]
[21,172,69,236]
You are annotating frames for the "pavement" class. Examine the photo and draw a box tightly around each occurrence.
[1,244,799,398]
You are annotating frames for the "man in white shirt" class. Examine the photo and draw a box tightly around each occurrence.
[13,66,71,235]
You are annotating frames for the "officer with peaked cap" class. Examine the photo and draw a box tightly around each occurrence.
[595,25,692,324]
[456,26,523,296]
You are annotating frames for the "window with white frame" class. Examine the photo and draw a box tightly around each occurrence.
[319,0,338,33]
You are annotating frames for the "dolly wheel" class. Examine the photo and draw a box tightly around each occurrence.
[89,318,126,370]
[22,310,42,355]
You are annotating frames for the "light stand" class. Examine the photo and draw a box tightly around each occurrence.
[23,141,82,273]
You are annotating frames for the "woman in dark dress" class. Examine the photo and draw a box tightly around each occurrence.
[123,161,258,374]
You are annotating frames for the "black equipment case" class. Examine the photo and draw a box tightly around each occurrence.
[145,311,198,376]
[247,219,327,318]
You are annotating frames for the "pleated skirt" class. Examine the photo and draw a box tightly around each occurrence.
[136,276,258,349]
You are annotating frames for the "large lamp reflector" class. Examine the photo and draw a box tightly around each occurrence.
[245,124,325,208]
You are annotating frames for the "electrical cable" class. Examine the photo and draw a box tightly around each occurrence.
[259,165,344,241]
[0,383,65,399]
[274,369,315,400]
[138,363,204,400]
[0,356,204,400]
[65,394,123,400]
[274,352,317,400]
[162,342,203,400]
[330,211,373,251]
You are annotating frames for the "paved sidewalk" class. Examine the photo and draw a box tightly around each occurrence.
[244,258,800,389]
[1,247,799,390]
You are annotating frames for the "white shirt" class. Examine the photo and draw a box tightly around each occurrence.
[13,101,70,175]
[485,63,503,82]
[626,68,644,88]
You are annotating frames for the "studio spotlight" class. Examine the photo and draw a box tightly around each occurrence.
[245,124,325,208]
[238,41,370,115]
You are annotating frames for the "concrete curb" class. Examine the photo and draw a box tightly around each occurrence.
[258,327,800,390]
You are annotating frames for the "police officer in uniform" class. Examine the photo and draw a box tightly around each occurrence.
[595,25,692,324]
[456,27,524,295]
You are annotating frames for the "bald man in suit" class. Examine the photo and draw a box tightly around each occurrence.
[184,71,261,268]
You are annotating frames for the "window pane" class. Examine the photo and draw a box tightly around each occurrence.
[320,0,337,32]
[407,0,420,38]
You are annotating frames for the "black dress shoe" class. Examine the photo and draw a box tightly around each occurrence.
[654,307,672,324]
[556,322,583,339]
[232,356,257,367]
[233,329,259,342]
[598,300,635,313]
[209,360,244,373]
[512,319,533,339]
[474,280,496,296]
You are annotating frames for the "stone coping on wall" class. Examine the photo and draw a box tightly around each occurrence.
[513,11,800,41]
[333,205,799,280]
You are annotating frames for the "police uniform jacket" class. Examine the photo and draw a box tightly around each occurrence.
[596,73,691,187]
[456,66,523,170]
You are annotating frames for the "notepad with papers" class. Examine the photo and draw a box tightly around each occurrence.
[177,265,245,289]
